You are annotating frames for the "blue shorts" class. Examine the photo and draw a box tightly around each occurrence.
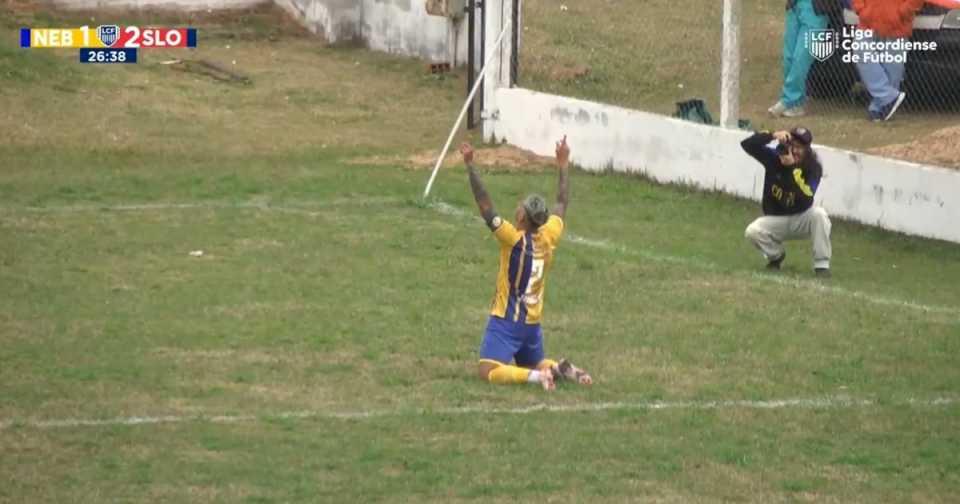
[479,316,544,368]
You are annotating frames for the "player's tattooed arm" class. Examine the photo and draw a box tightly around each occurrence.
[554,135,570,220]
[460,143,499,229]
[468,165,499,229]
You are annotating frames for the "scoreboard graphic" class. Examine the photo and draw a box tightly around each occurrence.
[20,25,198,64]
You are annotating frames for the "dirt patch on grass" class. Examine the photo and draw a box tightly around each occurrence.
[2,0,42,18]
[549,64,591,82]
[868,125,960,169]
[357,145,554,172]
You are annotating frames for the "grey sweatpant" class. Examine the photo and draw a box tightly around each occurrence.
[745,206,832,269]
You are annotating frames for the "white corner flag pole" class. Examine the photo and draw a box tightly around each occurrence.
[422,20,512,199]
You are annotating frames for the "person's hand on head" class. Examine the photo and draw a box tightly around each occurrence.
[555,135,570,168]
[460,142,475,165]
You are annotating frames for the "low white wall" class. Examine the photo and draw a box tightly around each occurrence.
[274,0,360,43]
[48,0,267,10]
[361,0,464,64]
[277,0,469,64]
[494,87,960,244]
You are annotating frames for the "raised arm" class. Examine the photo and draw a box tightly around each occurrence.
[740,130,779,166]
[460,142,499,229]
[553,136,571,220]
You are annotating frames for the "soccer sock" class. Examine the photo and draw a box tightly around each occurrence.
[487,364,533,385]
[527,370,542,384]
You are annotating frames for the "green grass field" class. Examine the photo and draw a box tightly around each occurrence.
[2,5,960,503]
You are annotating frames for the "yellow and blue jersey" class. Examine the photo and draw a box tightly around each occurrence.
[489,215,564,325]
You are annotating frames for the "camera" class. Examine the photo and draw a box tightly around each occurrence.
[775,141,791,155]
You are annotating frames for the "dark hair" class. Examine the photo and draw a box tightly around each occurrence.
[799,144,822,180]
[522,194,549,230]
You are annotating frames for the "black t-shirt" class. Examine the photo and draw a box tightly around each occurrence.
[741,132,822,216]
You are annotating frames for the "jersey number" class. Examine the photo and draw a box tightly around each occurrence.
[523,259,545,305]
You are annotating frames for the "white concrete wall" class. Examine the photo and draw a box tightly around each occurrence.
[361,0,466,64]
[48,0,267,10]
[277,0,469,64]
[493,87,960,244]
[274,0,360,44]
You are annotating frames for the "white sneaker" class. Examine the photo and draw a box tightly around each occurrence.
[782,106,806,117]
[882,92,907,121]
[768,101,787,117]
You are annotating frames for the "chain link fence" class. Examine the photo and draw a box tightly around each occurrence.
[741,1,960,168]
[804,2,960,113]
[517,0,722,118]
[515,0,959,168]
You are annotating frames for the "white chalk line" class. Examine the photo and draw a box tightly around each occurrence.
[2,396,956,430]
[429,200,960,319]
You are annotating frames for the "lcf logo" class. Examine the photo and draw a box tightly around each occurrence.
[806,29,838,62]
[97,25,119,47]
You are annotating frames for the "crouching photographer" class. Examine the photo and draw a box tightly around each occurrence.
[741,127,832,278]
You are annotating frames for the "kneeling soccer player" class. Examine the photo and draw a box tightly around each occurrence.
[459,137,592,392]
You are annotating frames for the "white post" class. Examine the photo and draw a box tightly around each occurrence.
[423,21,513,199]
[720,0,742,129]
[482,0,512,142]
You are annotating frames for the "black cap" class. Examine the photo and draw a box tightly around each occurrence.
[790,127,813,145]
